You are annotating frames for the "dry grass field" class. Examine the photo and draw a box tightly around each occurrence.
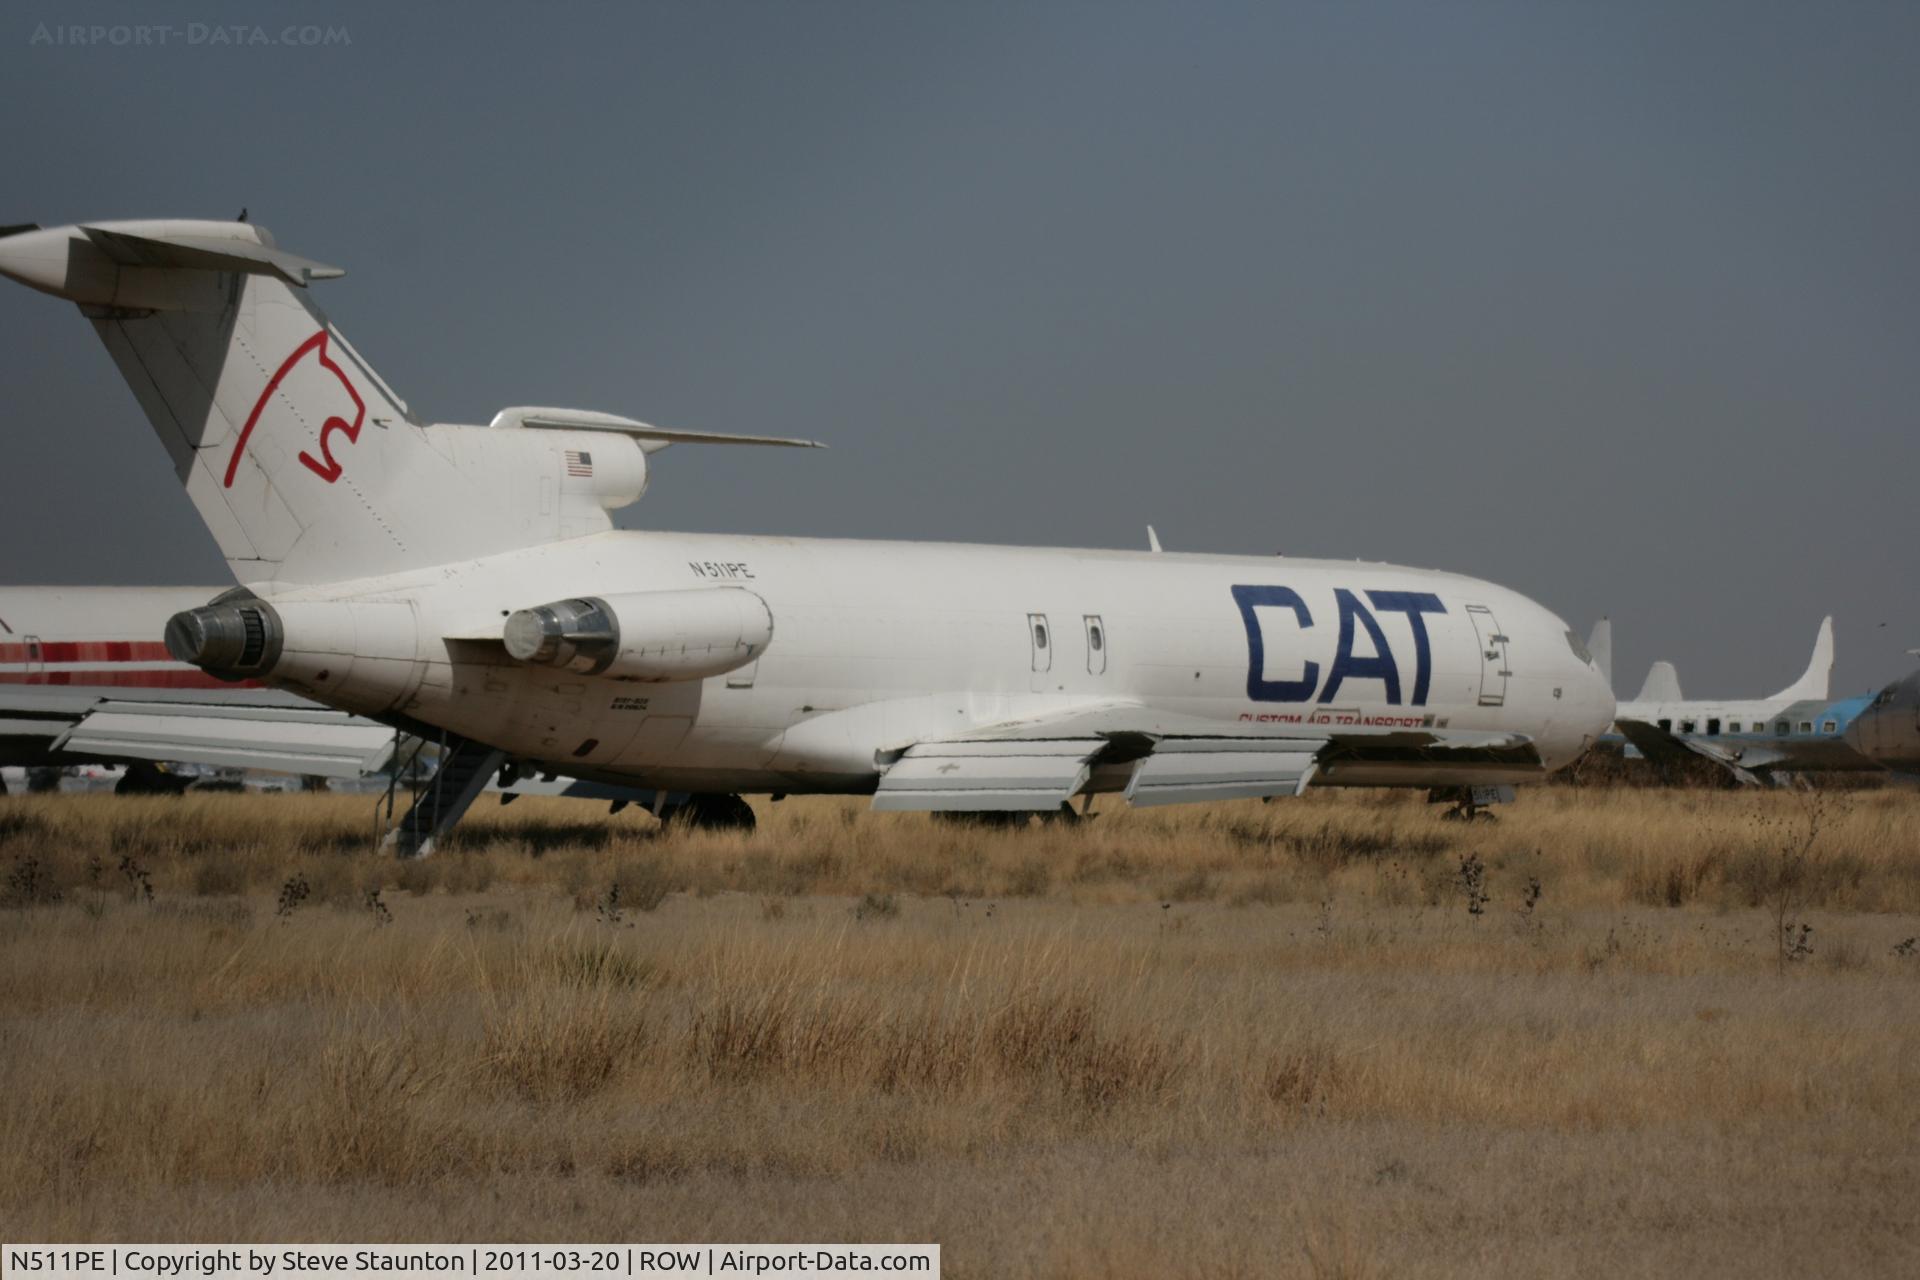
[2,785,1918,1277]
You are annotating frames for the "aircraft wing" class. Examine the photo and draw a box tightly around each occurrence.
[54,698,397,778]
[0,685,396,779]
[1614,718,1761,786]
[873,702,1540,811]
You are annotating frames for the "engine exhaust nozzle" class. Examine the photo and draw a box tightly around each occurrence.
[164,598,284,680]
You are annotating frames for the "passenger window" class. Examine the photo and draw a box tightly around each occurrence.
[1657,718,1672,731]
[1728,722,1742,733]
[1776,721,1790,735]
[1679,720,1696,734]
[1033,623,1048,649]
[1706,718,1721,736]
[1089,625,1103,652]
[1822,720,1837,734]
[1798,721,1813,734]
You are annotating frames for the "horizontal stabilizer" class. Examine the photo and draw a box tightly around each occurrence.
[82,224,344,286]
[489,406,824,452]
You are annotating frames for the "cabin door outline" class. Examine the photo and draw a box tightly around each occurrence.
[1027,613,1052,692]
[1084,614,1107,675]
[1465,605,1509,707]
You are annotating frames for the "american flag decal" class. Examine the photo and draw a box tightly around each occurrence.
[565,449,594,478]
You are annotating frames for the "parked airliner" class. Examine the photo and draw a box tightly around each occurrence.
[1846,664,1920,773]
[1605,616,1880,783]
[0,218,1613,851]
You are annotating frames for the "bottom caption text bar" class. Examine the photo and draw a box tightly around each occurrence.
[4,1248,939,1280]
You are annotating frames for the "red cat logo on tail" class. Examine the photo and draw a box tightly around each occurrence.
[222,330,367,488]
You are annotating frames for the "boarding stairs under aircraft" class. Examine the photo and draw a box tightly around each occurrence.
[377,731,507,858]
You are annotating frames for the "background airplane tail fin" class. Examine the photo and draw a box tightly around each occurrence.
[1634,660,1682,704]
[1585,617,1613,692]
[1767,616,1834,703]
[0,220,625,588]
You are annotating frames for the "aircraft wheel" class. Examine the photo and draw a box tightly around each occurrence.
[114,762,191,797]
[664,793,758,833]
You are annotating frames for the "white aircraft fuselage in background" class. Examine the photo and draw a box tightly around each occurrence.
[0,218,1612,822]
[1603,616,1879,782]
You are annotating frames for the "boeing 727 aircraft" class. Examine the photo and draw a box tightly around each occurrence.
[0,218,1613,851]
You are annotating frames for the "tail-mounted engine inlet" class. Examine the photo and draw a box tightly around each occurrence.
[502,597,619,674]
[503,588,772,682]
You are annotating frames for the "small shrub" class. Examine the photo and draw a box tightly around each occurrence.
[1519,876,1543,916]
[4,856,60,906]
[855,892,899,921]
[1456,854,1488,918]
[464,906,513,931]
[117,855,154,905]
[275,873,310,919]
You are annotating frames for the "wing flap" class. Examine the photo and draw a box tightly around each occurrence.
[53,700,396,778]
[873,738,1102,811]
[1124,739,1320,806]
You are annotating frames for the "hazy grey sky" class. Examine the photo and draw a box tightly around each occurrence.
[2,1,1914,697]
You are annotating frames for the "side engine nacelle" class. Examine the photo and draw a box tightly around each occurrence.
[503,587,773,682]
[164,593,424,714]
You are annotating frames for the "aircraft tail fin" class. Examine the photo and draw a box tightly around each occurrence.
[1585,617,1613,691]
[1767,616,1834,703]
[1635,661,1683,704]
[0,219,697,588]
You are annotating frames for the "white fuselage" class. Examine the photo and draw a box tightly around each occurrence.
[1615,693,1818,739]
[257,530,1614,794]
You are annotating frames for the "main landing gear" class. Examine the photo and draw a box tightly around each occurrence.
[1429,784,1516,823]
[661,793,758,833]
